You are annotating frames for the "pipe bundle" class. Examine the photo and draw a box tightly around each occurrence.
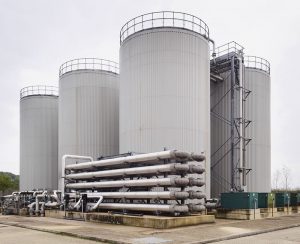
[64,150,206,215]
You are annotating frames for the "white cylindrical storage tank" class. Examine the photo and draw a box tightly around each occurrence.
[245,56,271,192]
[58,58,119,190]
[20,85,58,191]
[119,11,211,197]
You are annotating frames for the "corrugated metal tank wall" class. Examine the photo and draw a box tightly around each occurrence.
[245,56,271,192]
[119,12,211,197]
[210,70,239,197]
[20,86,58,191]
[58,59,119,190]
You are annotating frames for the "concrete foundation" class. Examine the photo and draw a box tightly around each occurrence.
[277,207,293,216]
[45,210,215,229]
[19,208,29,216]
[216,207,300,220]
[260,208,278,218]
[216,209,261,220]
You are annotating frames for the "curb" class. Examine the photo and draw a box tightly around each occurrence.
[0,221,130,244]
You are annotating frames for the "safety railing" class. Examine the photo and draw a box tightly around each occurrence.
[120,11,210,44]
[59,58,119,77]
[20,85,58,99]
[244,56,270,74]
[215,41,244,58]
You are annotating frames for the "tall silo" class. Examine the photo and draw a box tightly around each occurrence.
[58,58,119,190]
[119,11,211,197]
[245,56,271,192]
[20,85,58,191]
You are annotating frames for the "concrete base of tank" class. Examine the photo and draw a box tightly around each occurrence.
[292,206,300,213]
[259,208,278,218]
[19,208,29,216]
[216,207,300,220]
[44,210,215,229]
[276,207,293,216]
[216,209,261,220]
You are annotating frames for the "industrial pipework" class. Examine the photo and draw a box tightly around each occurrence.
[1,190,62,216]
[63,149,206,216]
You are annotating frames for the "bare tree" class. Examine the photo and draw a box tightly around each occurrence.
[272,169,281,190]
[281,166,291,191]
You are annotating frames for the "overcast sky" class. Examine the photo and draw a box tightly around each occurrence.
[0,0,299,188]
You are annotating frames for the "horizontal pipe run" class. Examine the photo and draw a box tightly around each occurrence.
[189,179,205,187]
[66,177,189,189]
[86,203,189,213]
[190,153,206,162]
[44,202,60,207]
[67,191,191,200]
[65,150,204,171]
[188,204,206,212]
[65,163,194,180]
[189,191,206,199]
[189,165,205,174]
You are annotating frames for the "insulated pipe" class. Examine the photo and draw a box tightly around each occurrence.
[87,203,189,213]
[12,192,20,197]
[33,191,43,197]
[189,179,205,187]
[66,177,189,189]
[40,202,45,216]
[191,153,206,162]
[65,150,193,171]
[51,190,61,204]
[45,202,60,207]
[90,196,104,211]
[188,204,206,212]
[73,197,82,210]
[237,51,246,191]
[67,191,190,200]
[35,191,46,214]
[28,202,36,216]
[3,195,13,198]
[189,165,205,174]
[189,191,206,199]
[209,38,216,63]
[65,163,190,180]
[61,155,93,196]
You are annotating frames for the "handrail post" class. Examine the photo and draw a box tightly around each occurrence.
[152,13,153,27]
[173,12,174,26]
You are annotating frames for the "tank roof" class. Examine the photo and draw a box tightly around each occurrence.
[59,58,119,77]
[245,56,270,74]
[20,85,58,99]
[120,11,209,44]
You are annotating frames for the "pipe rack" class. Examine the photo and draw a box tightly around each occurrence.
[63,150,206,216]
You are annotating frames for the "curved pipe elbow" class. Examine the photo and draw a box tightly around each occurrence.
[90,196,104,211]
